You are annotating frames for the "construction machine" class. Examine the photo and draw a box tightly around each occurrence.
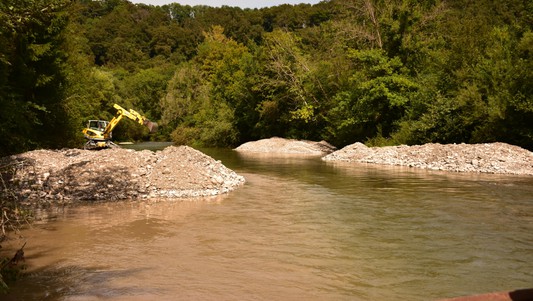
[82,103,158,150]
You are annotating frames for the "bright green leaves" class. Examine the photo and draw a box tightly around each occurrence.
[291,103,315,123]
[328,48,418,145]
[161,62,209,141]
[162,26,253,147]
[196,26,252,106]
[122,67,171,121]
[352,49,416,109]
[261,29,320,126]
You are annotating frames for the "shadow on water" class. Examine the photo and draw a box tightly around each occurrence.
[3,266,152,301]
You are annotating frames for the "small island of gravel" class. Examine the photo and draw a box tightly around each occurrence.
[235,137,337,156]
[0,146,245,204]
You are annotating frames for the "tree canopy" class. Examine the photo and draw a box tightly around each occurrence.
[1,0,532,156]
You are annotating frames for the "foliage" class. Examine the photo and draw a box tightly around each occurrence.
[1,0,532,158]
[0,0,73,156]
[328,48,418,146]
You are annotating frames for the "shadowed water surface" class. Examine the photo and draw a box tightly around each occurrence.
[3,146,533,300]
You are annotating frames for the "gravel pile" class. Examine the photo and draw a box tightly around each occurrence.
[0,146,245,204]
[323,142,533,175]
[235,137,337,156]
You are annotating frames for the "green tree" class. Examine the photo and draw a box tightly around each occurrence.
[254,29,328,139]
[470,27,533,148]
[121,67,173,122]
[0,0,72,156]
[388,0,533,149]
[61,8,99,147]
[190,25,253,146]
[162,60,237,147]
[161,62,208,143]
[329,49,418,146]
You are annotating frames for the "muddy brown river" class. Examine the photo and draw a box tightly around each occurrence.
[3,147,533,300]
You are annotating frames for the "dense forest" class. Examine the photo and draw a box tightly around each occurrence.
[1,0,532,156]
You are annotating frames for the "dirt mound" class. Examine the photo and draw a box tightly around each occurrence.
[235,137,336,156]
[0,146,245,204]
[323,142,533,175]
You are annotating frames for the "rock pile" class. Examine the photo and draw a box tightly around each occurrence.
[323,142,533,176]
[235,137,336,156]
[0,146,245,204]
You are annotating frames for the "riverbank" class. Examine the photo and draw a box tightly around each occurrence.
[323,142,533,176]
[2,139,532,206]
[0,146,245,204]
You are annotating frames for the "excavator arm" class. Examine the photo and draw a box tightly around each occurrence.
[103,104,157,137]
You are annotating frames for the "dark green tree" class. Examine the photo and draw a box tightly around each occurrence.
[0,0,73,156]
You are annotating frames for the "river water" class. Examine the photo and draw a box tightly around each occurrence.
[3,147,533,300]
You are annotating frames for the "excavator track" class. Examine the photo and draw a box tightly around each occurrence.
[84,140,119,150]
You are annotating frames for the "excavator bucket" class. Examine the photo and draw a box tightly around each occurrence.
[144,120,158,133]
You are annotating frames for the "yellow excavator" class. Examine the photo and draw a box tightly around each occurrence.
[82,103,158,150]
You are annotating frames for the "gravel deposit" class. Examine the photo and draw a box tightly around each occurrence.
[3,140,530,206]
[0,146,245,204]
[323,142,533,176]
[235,137,337,156]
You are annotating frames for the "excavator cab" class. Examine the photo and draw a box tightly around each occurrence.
[87,120,108,132]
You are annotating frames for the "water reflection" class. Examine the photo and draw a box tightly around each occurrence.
[3,148,533,300]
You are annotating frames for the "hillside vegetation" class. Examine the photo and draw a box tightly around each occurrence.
[1,0,532,156]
